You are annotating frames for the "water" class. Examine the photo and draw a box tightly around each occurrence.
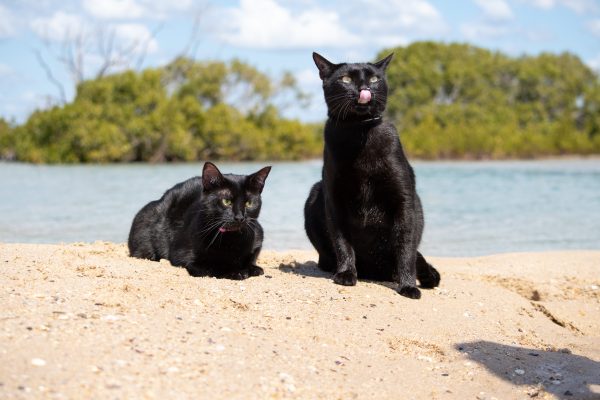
[1,160,599,256]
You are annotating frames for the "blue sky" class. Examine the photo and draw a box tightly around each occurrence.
[1,0,599,123]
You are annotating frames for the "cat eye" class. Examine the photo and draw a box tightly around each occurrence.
[369,76,379,83]
[245,200,253,208]
[341,76,352,84]
[221,198,232,207]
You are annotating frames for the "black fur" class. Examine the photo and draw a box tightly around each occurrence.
[304,52,440,298]
[128,162,271,280]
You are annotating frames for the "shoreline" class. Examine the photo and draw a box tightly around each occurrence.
[2,240,599,258]
[1,242,599,399]
[1,154,600,166]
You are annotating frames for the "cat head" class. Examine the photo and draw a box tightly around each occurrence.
[313,52,393,120]
[201,162,271,233]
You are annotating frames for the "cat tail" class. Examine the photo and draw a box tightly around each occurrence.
[416,251,441,289]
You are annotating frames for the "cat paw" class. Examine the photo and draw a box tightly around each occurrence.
[223,270,250,280]
[333,270,357,286]
[397,285,422,299]
[186,267,209,277]
[249,265,264,276]
[418,266,441,288]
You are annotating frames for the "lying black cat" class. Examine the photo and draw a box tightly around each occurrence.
[128,162,271,279]
[304,52,440,299]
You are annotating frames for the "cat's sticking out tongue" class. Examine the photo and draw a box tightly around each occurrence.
[358,89,371,104]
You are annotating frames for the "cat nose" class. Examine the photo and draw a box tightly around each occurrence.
[234,214,245,222]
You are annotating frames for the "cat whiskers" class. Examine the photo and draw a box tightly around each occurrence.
[206,229,221,249]
[206,218,229,249]
[244,219,260,239]
[195,217,225,241]
[328,96,354,125]
[341,98,354,121]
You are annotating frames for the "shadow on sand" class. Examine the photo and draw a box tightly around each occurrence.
[278,260,329,279]
[456,341,600,399]
[277,260,414,292]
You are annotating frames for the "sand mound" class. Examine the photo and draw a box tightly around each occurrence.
[1,243,599,399]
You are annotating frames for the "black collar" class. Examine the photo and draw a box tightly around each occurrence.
[357,115,383,126]
[328,115,383,128]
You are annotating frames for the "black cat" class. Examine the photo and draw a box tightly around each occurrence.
[304,52,440,299]
[128,162,271,280]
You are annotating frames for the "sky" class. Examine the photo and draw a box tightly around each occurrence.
[1,0,599,123]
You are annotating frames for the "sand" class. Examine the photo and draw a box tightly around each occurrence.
[1,242,599,399]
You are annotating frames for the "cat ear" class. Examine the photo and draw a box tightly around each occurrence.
[373,53,394,71]
[313,52,336,80]
[247,166,271,193]
[202,162,225,191]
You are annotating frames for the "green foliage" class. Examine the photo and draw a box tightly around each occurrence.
[8,58,321,163]
[0,118,15,160]
[379,42,600,158]
[6,43,600,163]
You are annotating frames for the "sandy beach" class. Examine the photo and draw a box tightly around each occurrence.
[1,242,599,399]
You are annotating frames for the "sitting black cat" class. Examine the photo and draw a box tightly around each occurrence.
[304,52,440,299]
[128,162,271,280]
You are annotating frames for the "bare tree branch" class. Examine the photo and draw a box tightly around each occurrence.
[96,28,117,79]
[135,23,164,71]
[32,10,205,102]
[180,7,207,59]
[33,49,67,104]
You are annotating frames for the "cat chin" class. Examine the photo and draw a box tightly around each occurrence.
[352,105,376,116]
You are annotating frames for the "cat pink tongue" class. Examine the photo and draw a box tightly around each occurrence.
[358,89,371,104]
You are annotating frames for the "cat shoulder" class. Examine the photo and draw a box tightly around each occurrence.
[379,120,398,134]
[159,176,202,205]
[373,120,400,143]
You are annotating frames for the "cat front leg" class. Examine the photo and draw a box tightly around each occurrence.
[392,225,421,299]
[245,223,265,277]
[325,206,357,286]
[331,236,357,286]
[246,243,264,277]
[416,251,440,288]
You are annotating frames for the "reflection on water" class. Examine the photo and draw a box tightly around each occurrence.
[1,159,599,256]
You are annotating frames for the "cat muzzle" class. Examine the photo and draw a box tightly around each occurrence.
[219,224,242,233]
[358,89,371,104]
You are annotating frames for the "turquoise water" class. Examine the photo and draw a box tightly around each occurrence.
[1,160,599,256]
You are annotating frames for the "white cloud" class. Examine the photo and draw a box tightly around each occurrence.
[587,54,600,72]
[83,0,194,20]
[83,0,145,19]
[522,0,598,13]
[0,4,17,38]
[474,0,514,20]
[113,23,159,54]
[139,0,193,15]
[588,19,600,37]
[214,0,444,50]
[31,11,85,41]
[290,67,326,121]
[217,0,361,49]
[30,11,158,54]
[460,23,510,40]
[353,0,447,36]
[0,63,14,77]
[523,0,555,9]
[372,34,410,48]
[387,0,443,27]
[296,67,321,88]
